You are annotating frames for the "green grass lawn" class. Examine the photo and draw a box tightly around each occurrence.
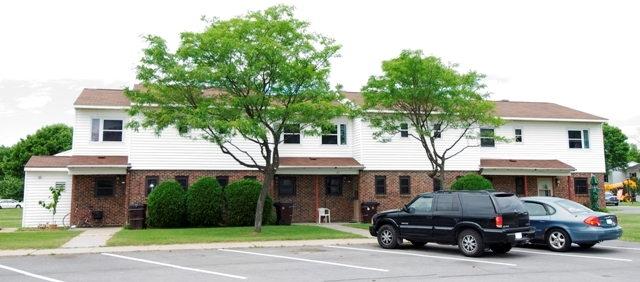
[0,209,23,228]
[0,229,83,250]
[342,223,369,230]
[107,225,365,247]
[617,213,640,243]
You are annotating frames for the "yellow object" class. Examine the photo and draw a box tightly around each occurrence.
[604,179,636,202]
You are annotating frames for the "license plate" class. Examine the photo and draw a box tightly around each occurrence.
[515,232,522,239]
[606,219,613,225]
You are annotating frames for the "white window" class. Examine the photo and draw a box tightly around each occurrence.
[480,128,495,147]
[433,124,442,139]
[400,123,409,137]
[630,173,637,178]
[515,129,522,142]
[322,124,347,145]
[91,118,123,142]
[568,130,589,149]
[283,124,301,144]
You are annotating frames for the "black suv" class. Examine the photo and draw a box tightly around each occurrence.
[369,190,536,257]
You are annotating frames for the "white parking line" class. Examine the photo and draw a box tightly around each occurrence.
[101,253,247,279]
[323,246,517,267]
[219,249,389,272]
[511,249,633,261]
[0,264,65,282]
[597,245,640,251]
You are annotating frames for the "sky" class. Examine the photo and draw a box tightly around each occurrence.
[1,0,639,147]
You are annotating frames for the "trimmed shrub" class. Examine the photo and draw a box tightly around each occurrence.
[225,179,275,226]
[146,180,187,228]
[450,174,494,191]
[186,177,224,227]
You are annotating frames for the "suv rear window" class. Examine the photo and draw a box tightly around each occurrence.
[461,193,496,214]
[493,194,527,213]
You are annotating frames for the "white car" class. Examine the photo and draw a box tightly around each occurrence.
[0,199,23,209]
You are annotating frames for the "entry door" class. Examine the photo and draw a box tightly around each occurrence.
[537,178,553,196]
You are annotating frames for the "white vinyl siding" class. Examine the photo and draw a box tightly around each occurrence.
[22,171,72,228]
[73,109,130,156]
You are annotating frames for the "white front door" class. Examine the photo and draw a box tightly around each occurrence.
[537,178,553,196]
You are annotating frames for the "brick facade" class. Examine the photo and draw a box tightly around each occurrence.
[71,170,607,226]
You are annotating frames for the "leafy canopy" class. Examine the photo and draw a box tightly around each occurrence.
[361,50,503,184]
[125,5,347,232]
[1,124,72,179]
[603,123,630,171]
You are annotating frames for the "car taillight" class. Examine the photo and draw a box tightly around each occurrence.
[584,216,601,226]
[495,216,503,228]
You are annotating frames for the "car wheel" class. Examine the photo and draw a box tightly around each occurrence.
[16,205,22,209]
[377,224,399,249]
[458,229,484,257]
[615,202,619,206]
[490,243,512,254]
[409,240,427,247]
[578,243,596,248]
[546,229,572,252]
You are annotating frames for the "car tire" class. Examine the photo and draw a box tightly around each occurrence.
[489,243,512,254]
[458,229,484,257]
[546,229,572,252]
[409,240,427,247]
[615,202,619,206]
[377,224,399,249]
[16,205,22,209]
[578,243,596,248]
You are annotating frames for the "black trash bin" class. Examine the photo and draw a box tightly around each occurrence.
[128,203,147,230]
[361,202,380,223]
[273,200,294,225]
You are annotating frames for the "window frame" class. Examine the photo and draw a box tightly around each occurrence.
[283,124,301,144]
[175,176,189,191]
[321,124,347,145]
[480,128,495,147]
[568,129,590,149]
[433,123,442,139]
[145,176,159,196]
[515,128,522,143]
[216,176,229,188]
[400,123,409,138]
[91,118,124,142]
[375,176,386,195]
[574,177,588,195]
[95,178,116,198]
[433,178,442,191]
[325,177,343,195]
[278,177,296,196]
[399,176,411,194]
[515,176,525,194]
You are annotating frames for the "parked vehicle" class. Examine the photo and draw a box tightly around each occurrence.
[0,199,23,209]
[369,190,535,257]
[520,196,623,252]
[605,191,620,206]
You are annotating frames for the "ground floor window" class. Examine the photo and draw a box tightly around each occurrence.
[399,176,410,194]
[96,178,116,197]
[216,176,229,188]
[278,177,296,195]
[574,178,588,194]
[375,176,386,194]
[145,176,159,196]
[515,177,524,194]
[326,177,343,195]
[175,176,188,191]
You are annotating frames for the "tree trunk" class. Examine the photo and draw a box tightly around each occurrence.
[253,167,275,233]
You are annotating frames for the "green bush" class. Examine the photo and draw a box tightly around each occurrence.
[450,174,494,191]
[146,181,187,228]
[186,177,224,227]
[225,179,275,226]
[0,176,24,201]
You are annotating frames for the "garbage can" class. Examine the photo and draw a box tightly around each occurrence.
[128,203,147,230]
[273,200,294,225]
[361,202,380,223]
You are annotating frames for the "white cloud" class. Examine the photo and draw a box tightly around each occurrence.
[65,109,75,115]
[16,95,53,109]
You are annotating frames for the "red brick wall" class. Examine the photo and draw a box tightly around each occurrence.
[71,175,127,226]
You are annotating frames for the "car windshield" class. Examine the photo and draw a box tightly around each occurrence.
[556,199,592,213]
[494,194,527,213]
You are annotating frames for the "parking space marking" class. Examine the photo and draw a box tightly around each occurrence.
[511,249,633,261]
[0,264,65,282]
[324,246,517,267]
[101,253,247,279]
[219,249,389,272]
[598,245,640,251]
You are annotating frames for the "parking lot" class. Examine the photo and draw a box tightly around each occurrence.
[1,240,638,282]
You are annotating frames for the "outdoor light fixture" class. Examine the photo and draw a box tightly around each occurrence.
[555,178,560,187]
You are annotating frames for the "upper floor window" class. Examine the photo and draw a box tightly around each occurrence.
[515,129,522,142]
[433,124,442,139]
[399,176,410,194]
[322,124,347,145]
[283,124,301,144]
[400,123,409,137]
[91,118,123,142]
[630,173,637,178]
[326,177,343,195]
[375,176,386,194]
[480,128,495,147]
[568,130,590,149]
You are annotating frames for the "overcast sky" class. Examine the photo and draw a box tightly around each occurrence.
[1,0,639,147]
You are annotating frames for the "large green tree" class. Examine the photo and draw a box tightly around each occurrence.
[361,50,504,187]
[628,143,640,163]
[603,123,630,172]
[125,5,348,232]
[1,124,73,179]
[0,145,10,178]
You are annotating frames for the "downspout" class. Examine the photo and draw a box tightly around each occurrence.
[315,175,319,222]
[524,175,528,197]
[567,176,572,201]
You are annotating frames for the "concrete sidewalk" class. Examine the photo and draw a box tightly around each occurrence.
[0,223,376,257]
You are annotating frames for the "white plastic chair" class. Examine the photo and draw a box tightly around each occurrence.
[318,208,331,224]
